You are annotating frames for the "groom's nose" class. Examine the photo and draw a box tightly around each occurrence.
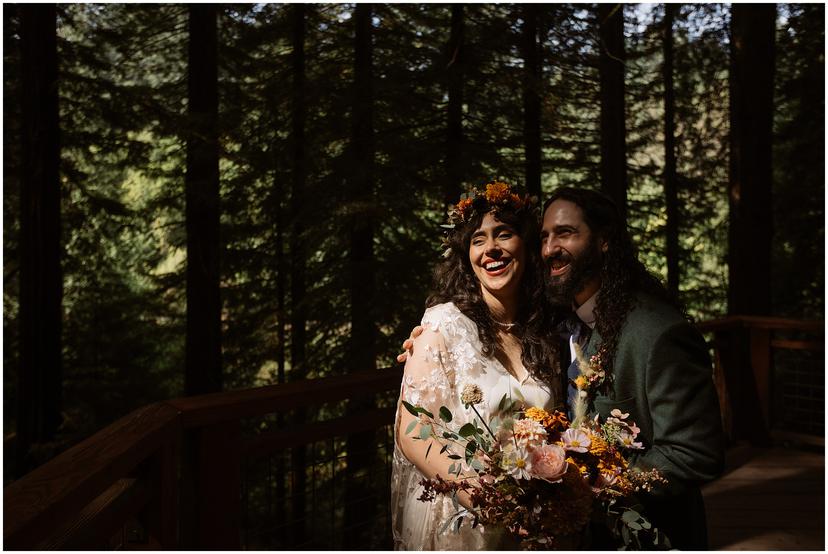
[541,236,560,259]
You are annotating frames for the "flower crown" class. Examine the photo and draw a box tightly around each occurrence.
[440,181,537,257]
[445,181,536,228]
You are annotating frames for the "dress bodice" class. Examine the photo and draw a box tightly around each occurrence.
[391,302,558,550]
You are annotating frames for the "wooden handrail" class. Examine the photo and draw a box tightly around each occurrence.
[4,367,404,549]
[167,367,403,428]
[4,403,180,549]
[696,315,824,333]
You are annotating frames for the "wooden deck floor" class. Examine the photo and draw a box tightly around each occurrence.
[702,442,825,551]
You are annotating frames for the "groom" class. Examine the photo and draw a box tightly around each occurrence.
[541,187,724,549]
[400,186,725,549]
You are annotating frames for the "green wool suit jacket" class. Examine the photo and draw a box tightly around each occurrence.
[581,292,725,549]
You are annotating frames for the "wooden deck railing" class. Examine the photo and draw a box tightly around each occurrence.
[4,316,823,549]
[696,315,824,446]
[4,367,404,550]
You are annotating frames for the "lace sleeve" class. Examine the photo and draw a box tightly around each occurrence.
[400,325,455,413]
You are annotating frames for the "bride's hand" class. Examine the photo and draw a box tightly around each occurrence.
[396,326,424,363]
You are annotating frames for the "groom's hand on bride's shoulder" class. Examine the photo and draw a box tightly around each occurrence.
[396,326,424,363]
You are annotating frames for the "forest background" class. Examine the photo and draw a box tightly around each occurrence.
[3,3,824,478]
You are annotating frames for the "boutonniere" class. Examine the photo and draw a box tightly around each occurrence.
[570,344,609,426]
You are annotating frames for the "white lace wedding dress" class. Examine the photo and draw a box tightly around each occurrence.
[391,302,558,550]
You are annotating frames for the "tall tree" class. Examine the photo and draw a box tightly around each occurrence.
[728,4,776,315]
[597,3,628,220]
[290,3,307,386]
[662,4,679,296]
[522,4,542,198]
[345,4,377,546]
[17,4,62,477]
[445,4,465,204]
[185,5,222,394]
[289,3,308,545]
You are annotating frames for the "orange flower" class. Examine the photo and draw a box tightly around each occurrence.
[485,181,511,203]
[525,406,554,427]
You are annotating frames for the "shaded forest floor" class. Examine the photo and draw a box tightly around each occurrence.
[702,441,824,550]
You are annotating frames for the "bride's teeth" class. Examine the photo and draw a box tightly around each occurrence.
[485,261,506,270]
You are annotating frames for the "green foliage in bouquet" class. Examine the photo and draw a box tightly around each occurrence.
[403,384,673,550]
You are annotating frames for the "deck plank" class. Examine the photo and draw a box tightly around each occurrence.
[703,444,825,551]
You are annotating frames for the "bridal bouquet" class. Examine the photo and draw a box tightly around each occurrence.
[403,377,670,549]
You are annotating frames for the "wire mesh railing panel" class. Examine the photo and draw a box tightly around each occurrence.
[240,411,395,549]
[773,346,824,435]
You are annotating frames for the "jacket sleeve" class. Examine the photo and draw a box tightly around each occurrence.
[629,322,726,496]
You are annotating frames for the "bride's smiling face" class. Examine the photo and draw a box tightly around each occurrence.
[468,212,526,301]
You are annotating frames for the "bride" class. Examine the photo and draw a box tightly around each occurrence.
[391,182,562,550]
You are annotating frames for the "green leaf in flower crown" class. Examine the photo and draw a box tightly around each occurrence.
[439,406,453,422]
[443,431,458,440]
[419,424,432,440]
[419,407,434,419]
[402,400,419,417]
[628,522,643,531]
[458,423,476,437]
[405,420,417,435]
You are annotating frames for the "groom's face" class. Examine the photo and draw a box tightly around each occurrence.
[540,199,604,306]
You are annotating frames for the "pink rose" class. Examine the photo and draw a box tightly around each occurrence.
[528,444,568,483]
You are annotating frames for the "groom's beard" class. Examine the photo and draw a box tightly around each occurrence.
[544,240,603,307]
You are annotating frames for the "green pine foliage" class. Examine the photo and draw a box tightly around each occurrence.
[3,4,823,447]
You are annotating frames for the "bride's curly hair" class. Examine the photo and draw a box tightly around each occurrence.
[426,197,560,387]
[544,187,684,375]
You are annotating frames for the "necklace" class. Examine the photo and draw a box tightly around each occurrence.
[493,319,516,330]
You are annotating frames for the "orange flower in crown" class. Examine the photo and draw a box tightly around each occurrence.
[446,180,537,227]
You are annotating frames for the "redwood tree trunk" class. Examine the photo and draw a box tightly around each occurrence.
[445,4,465,205]
[287,3,307,545]
[185,5,222,395]
[17,3,62,477]
[345,4,377,547]
[728,4,776,316]
[522,4,542,198]
[597,3,628,220]
[663,4,680,296]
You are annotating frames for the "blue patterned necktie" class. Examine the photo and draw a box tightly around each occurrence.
[566,321,588,420]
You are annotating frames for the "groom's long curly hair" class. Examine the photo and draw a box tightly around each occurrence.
[544,187,683,375]
[427,207,561,389]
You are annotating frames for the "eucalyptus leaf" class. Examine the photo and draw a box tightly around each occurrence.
[405,420,417,435]
[497,393,508,412]
[447,454,461,460]
[439,516,454,534]
[402,400,419,417]
[419,424,432,440]
[628,522,642,531]
[426,442,432,459]
[621,509,640,523]
[418,407,434,419]
[458,423,476,437]
[439,406,453,422]
[440,444,448,454]
[448,462,457,474]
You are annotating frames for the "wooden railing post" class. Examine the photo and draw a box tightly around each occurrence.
[147,438,179,548]
[749,327,772,430]
[719,326,773,446]
[181,421,241,549]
